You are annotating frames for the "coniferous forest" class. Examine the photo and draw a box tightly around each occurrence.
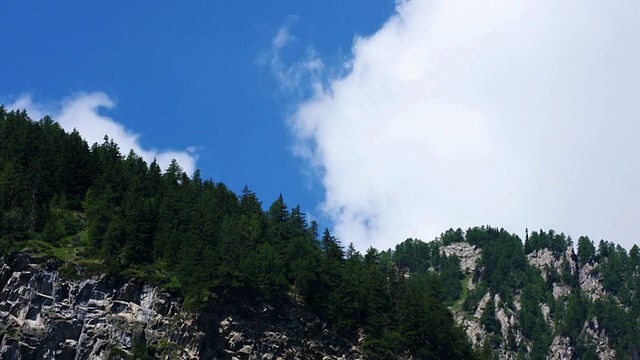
[2,107,640,359]
[0,108,476,358]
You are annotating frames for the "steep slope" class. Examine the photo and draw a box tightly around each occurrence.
[433,227,640,360]
[0,253,361,360]
[3,107,638,360]
[0,108,477,360]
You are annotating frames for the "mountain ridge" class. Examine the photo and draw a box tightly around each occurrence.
[1,107,639,359]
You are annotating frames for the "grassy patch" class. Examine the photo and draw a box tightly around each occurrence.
[156,338,188,358]
[16,227,110,279]
[75,258,106,275]
[450,274,473,312]
[18,227,95,265]
[59,262,82,280]
[21,239,71,260]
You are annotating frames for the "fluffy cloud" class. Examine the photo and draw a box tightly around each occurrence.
[289,0,640,250]
[7,92,197,175]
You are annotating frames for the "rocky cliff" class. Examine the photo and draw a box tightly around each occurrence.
[0,240,633,360]
[442,242,621,360]
[0,254,361,360]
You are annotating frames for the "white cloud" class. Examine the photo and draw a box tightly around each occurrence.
[7,92,197,175]
[289,0,640,250]
[263,18,325,93]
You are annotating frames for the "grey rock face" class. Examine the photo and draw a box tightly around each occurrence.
[581,317,616,360]
[526,248,560,281]
[454,243,618,360]
[0,254,360,360]
[578,262,606,301]
[441,242,481,273]
[547,336,573,360]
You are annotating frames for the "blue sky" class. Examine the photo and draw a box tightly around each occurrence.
[1,1,394,227]
[4,1,640,251]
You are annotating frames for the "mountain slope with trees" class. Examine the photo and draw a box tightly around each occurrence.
[423,227,640,359]
[1,107,638,359]
[0,108,476,359]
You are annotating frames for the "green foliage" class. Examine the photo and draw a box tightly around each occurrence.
[475,339,498,360]
[577,236,596,264]
[598,241,629,295]
[519,269,548,340]
[560,258,579,288]
[250,243,288,300]
[6,109,640,359]
[592,296,640,354]
[472,226,526,300]
[524,229,569,257]
[562,292,588,341]
[392,237,438,274]
[462,283,486,313]
[59,262,82,280]
[441,227,464,245]
[106,345,129,360]
[480,297,500,334]
[440,254,464,304]
[130,331,154,360]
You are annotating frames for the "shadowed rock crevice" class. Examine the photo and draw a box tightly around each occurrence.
[0,254,361,360]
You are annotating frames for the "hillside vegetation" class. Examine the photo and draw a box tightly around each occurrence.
[432,228,640,359]
[0,107,476,359]
[1,107,638,359]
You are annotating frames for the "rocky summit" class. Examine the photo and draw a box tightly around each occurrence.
[442,240,623,360]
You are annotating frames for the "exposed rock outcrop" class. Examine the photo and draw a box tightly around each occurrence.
[454,242,619,360]
[441,242,481,273]
[453,290,490,347]
[547,336,573,360]
[581,317,616,360]
[579,262,606,301]
[552,283,571,300]
[0,254,360,360]
[526,246,580,283]
[527,248,559,280]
